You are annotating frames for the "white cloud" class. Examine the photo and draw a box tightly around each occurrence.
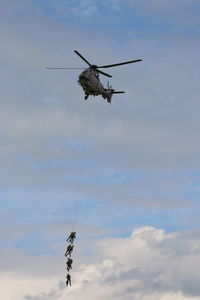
[0,275,60,300]
[1,227,200,300]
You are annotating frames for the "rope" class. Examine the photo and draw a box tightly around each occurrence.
[71,100,93,232]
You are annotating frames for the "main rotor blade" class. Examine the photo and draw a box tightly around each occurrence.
[98,59,142,69]
[46,67,86,69]
[97,69,112,78]
[74,50,92,67]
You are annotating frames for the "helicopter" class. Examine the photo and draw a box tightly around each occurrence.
[46,50,142,103]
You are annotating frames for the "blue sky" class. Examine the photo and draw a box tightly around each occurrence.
[1,0,200,299]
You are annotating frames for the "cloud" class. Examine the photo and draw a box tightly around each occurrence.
[0,0,200,272]
[125,0,199,13]
[31,0,200,35]
[0,226,198,300]
[24,281,65,300]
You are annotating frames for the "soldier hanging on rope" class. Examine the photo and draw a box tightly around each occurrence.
[67,232,76,244]
[65,244,74,257]
[66,273,72,286]
[66,258,73,272]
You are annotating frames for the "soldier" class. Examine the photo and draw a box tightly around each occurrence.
[66,273,71,286]
[66,258,73,272]
[67,232,76,244]
[65,244,74,257]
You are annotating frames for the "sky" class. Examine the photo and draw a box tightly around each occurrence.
[1,0,200,299]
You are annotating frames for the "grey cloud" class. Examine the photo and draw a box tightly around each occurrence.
[0,8,200,213]
[33,0,200,35]
[35,0,200,17]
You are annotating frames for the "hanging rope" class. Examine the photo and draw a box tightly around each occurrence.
[64,100,93,286]
[71,100,93,231]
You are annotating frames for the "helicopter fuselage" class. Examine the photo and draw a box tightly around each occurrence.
[78,69,113,102]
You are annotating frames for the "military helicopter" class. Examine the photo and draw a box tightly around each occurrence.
[46,50,142,103]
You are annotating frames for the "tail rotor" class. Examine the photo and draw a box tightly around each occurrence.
[107,81,113,92]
